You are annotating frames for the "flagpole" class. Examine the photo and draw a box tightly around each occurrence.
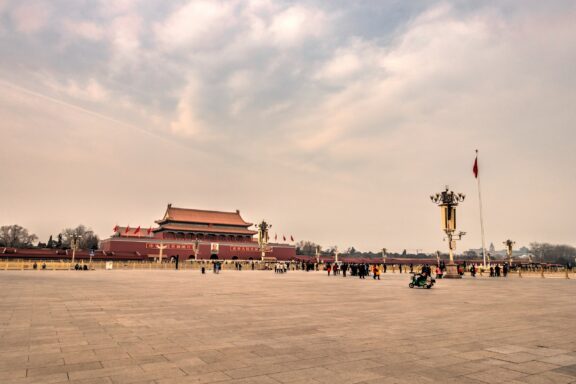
[476,149,487,267]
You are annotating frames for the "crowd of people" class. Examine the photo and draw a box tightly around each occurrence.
[274,262,288,273]
[317,261,522,280]
[323,263,388,279]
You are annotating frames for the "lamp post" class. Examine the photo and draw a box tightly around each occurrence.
[430,186,466,279]
[334,246,339,264]
[156,241,167,263]
[257,220,271,261]
[315,245,321,264]
[89,249,94,269]
[503,239,515,265]
[382,248,387,263]
[194,239,200,261]
[70,233,82,269]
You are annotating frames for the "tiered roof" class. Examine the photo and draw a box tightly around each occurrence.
[155,205,257,235]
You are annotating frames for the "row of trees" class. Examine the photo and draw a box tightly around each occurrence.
[529,243,576,265]
[0,224,99,250]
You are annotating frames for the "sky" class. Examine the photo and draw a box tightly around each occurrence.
[1,0,575,253]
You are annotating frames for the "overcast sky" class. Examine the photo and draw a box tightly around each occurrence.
[1,0,575,253]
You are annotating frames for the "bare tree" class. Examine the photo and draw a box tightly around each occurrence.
[0,225,38,248]
[295,240,320,256]
[345,246,357,255]
[529,242,576,265]
[60,225,100,250]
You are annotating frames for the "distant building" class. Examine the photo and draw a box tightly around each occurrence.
[100,204,296,261]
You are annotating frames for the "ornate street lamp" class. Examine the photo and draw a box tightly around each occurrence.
[503,239,515,265]
[430,186,466,278]
[194,239,200,261]
[315,245,321,264]
[257,220,271,261]
[382,248,387,263]
[70,233,82,269]
[156,241,167,264]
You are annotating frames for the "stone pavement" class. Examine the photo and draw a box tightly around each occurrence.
[0,270,575,384]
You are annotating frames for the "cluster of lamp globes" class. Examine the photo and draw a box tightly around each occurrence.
[430,187,466,205]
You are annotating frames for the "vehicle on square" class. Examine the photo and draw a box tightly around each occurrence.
[409,272,435,289]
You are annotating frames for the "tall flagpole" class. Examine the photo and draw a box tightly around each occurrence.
[475,149,487,267]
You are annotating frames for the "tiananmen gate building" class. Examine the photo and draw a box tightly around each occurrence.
[100,204,296,261]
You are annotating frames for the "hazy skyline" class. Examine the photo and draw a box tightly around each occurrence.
[1,0,575,253]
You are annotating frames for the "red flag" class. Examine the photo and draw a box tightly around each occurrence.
[473,155,479,178]
[134,226,141,234]
[147,227,152,235]
[283,235,286,241]
[125,225,130,233]
[113,225,119,233]
[290,235,294,241]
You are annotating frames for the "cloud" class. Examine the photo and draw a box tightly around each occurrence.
[47,78,109,102]
[169,77,205,137]
[154,1,236,51]
[63,20,105,41]
[10,1,51,34]
[268,4,328,46]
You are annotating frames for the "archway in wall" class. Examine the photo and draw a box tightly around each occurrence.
[210,254,218,260]
[232,256,238,260]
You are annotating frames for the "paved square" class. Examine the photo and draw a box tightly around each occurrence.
[1,270,575,384]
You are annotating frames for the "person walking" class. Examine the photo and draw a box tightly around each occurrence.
[342,263,348,277]
[327,264,332,276]
[373,265,380,280]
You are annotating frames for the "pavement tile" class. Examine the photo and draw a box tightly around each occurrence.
[27,361,103,377]
[505,361,561,375]
[155,371,231,383]
[465,366,529,383]
[540,355,576,367]
[552,364,576,377]
[515,371,576,384]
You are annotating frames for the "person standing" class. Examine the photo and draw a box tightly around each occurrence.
[327,264,332,276]
[342,263,348,277]
[373,265,380,280]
